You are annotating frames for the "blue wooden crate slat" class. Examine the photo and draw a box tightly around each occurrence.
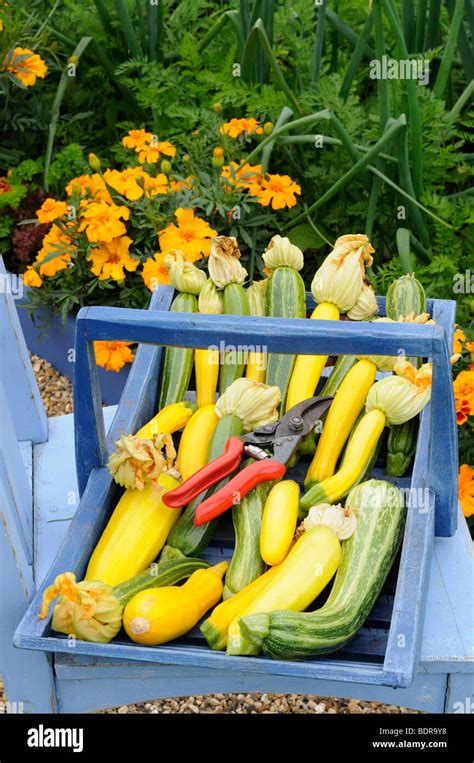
[13,288,458,689]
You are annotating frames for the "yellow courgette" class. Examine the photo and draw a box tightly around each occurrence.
[260,480,299,566]
[86,473,181,586]
[136,400,195,439]
[305,358,377,485]
[123,562,228,645]
[176,404,219,480]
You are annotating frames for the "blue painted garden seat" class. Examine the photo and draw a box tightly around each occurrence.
[1,264,472,713]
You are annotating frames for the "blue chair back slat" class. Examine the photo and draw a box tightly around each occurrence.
[428,299,458,537]
[0,383,33,569]
[74,286,174,493]
[0,258,47,444]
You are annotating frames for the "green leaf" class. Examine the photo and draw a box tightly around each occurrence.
[286,223,325,251]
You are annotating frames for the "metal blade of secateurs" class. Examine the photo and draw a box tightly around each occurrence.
[272,396,333,463]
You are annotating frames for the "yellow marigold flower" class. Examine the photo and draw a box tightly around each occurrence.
[250,173,301,209]
[4,47,47,87]
[23,266,43,288]
[94,341,135,372]
[159,208,217,262]
[78,202,130,243]
[142,252,170,291]
[88,236,137,282]
[453,369,474,425]
[458,464,474,518]
[122,129,153,150]
[453,327,466,354]
[36,198,68,223]
[138,139,176,165]
[220,117,263,138]
[66,174,111,203]
[466,341,474,353]
[35,224,76,277]
[221,161,262,191]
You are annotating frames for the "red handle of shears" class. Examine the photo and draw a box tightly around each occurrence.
[162,437,244,508]
[194,459,287,526]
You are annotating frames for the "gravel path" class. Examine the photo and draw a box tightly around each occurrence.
[10,355,421,715]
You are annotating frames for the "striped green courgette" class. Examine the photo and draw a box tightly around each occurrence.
[159,292,197,408]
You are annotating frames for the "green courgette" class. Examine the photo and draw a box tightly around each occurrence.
[159,292,197,408]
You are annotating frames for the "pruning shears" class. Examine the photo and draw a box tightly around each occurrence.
[162,396,333,526]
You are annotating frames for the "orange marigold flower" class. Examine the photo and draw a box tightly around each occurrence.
[458,464,474,518]
[221,161,263,191]
[77,202,130,243]
[142,172,169,197]
[465,341,474,353]
[36,198,69,223]
[159,208,217,262]
[249,173,301,209]
[88,236,137,282]
[4,47,47,87]
[169,176,193,193]
[137,139,176,165]
[103,167,146,201]
[0,177,12,194]
[453,327,466,354]
[94,341,134,372]
[66,174,111,203]
[220,117,263,138]
[23,266,43,288]
[35,224,76,276]
[122,129,153,150]
[142,252,170,291]
[453,369,474,425]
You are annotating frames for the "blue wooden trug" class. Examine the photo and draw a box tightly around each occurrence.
[11,288,462,694]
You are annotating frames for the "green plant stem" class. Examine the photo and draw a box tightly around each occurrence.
[365,170,382,240]
[241,19,304,113]
[43,37,92,191]
[244,110,332,164]
[339,12,373,102]
[283,115,407,228]
[401,0,414,51]
[198,10,244,54]
[445,0,473,83]
[367,164,451,228]
[381,0,423,198]
[424,0,441,49]
[396,129,431,249]
[261,106,293,173]
[93,0,115,37]
[114,0,142,58]
[415,0,428,52]
[278,135,397,163]
[373,0,390,130]
[311,1,327,88]
[325,8,376,58]
[396,227,413,272]
[433,0,465,99]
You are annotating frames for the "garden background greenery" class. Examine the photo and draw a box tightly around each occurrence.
[0,0,473,512]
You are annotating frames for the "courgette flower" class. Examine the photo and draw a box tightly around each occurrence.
[208,236,247,289]
[262,235,304,272]
[215,378,280,432]
[39,572,123,643]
